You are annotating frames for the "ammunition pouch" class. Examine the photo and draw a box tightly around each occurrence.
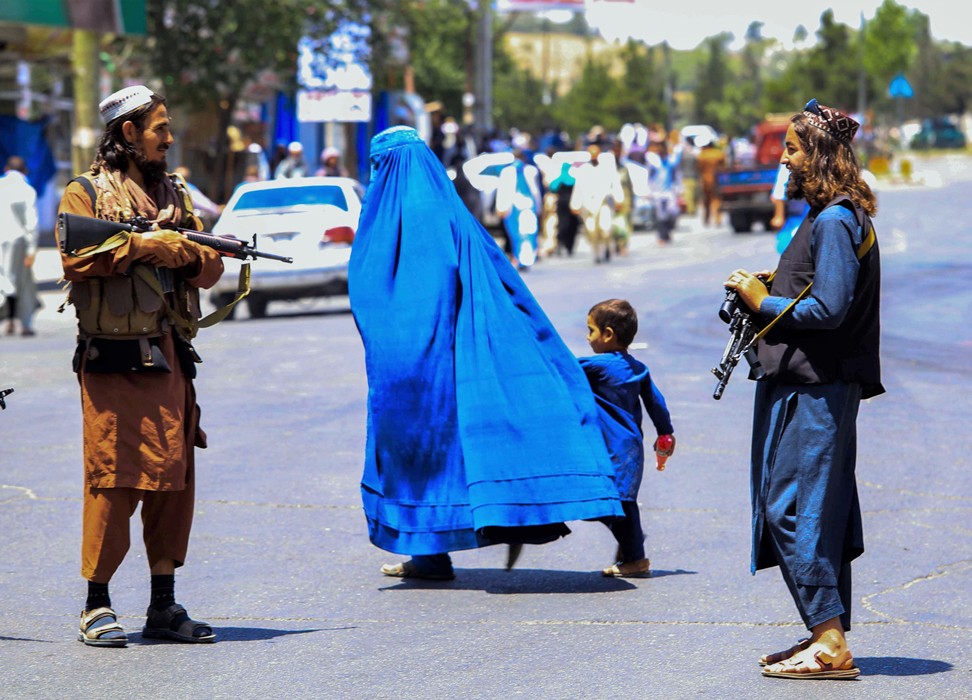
[70,262,202,341]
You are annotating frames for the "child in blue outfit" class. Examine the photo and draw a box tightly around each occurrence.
[579,299,675,577]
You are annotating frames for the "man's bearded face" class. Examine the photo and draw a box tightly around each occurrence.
[785,167,806,201]
[129,104,172,187]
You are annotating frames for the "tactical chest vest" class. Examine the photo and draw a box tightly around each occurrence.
[757,197,884,399]
[67,173,204,369]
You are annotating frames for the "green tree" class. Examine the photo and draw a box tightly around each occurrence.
[554,54,619,136]
[862,0,917,111]
[493,50,554,133]
[140,0,372,199]
[802,10,860,109]
[607,40,664,127]
[377,1,471,117]
[693,34,733,130]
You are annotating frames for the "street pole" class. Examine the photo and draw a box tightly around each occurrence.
[662,42,673,132]
[857,12,867,125]
[474,2,493,146]
[70,29,100,176]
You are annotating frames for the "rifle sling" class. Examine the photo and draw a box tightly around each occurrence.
[198,263,250,328]
[131,262,251,333]
[748,224,875,347]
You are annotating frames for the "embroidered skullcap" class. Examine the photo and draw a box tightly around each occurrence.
[99,85,155,124]
[288,141,303,152]
[802,98,859,143]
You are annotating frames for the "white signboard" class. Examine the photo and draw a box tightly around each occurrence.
[297,89,372,123]
[297,22,372,123]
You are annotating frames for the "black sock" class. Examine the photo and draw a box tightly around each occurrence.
[86,581,111,612]
[149,574,176,611]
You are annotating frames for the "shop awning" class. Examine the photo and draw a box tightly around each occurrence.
[0,0,146,35]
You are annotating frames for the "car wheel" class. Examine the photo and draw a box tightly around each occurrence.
[247,295,269,319]
[729,212,752,233]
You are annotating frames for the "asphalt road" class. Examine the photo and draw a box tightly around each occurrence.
[1,155,971,699]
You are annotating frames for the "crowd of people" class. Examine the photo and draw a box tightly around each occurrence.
[437,120,738,271]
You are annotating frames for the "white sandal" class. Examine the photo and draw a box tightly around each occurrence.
[78,607,128,647]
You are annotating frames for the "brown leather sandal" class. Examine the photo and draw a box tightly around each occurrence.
[762,647,860,680]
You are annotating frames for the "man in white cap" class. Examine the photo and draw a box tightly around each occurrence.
[315,146,348,177]
[56,84,224,647]
[273,140,308,179]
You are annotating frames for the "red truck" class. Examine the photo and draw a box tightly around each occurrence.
[718,117,789,233]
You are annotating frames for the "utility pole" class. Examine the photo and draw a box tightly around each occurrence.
[71,29,101,175]
[857,12,867,122]
[473,2,493,146]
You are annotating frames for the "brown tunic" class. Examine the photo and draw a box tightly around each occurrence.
[58,180,224,491]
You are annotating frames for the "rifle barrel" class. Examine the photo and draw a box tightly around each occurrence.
[180,231,293,263]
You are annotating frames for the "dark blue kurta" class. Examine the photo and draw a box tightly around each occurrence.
[751,204,869,630]
[578,352,673,501]
[349,126,622,556]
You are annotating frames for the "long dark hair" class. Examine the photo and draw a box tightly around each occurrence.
[789,113,877,216]
[91,94,167,176]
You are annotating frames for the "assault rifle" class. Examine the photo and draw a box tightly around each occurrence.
[711,289,765,400]
[57,212,293,264]
[0,388,12,411]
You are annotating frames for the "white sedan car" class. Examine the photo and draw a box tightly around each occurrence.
[209,176,364,318]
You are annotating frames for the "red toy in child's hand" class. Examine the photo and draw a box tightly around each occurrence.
[655,434,675,471]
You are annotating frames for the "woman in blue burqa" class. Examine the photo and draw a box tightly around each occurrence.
[350,126,623,580]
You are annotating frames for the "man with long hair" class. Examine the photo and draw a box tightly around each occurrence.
[57,85,224,647]
[724,99,882,680]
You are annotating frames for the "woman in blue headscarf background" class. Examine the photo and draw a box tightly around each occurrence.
[349,127,622,579]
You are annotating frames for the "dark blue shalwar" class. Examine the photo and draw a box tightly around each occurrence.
[752,205,869,631]
[578,352,673,562]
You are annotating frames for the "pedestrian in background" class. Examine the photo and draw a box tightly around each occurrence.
[769,162,809,254]
[273,141,307,179]
[57,85,223,647]
[724,98,881,680]
[578,299,675,578]
[0,156,40,336]
[610,139,634,257]
[571,142,623,264]
[349,126,622,580]
[696,135,726,227]
[645,135,680,245]
[495,147,542,269]
[679,132,699,217]
[315,147,349,178]
[173,165,223,229]
[549,157,581,257]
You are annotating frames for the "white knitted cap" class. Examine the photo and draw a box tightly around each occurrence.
[99,85,156,124]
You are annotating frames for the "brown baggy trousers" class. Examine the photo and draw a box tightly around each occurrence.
[81,479,195,583]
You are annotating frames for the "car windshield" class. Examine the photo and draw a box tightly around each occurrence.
[234,185,349,212]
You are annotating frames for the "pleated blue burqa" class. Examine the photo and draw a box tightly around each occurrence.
[350,127,623,556]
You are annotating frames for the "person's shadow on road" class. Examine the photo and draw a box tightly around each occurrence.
[855,657,953,676]
[133,627,348,644]
[379,567,697,594]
